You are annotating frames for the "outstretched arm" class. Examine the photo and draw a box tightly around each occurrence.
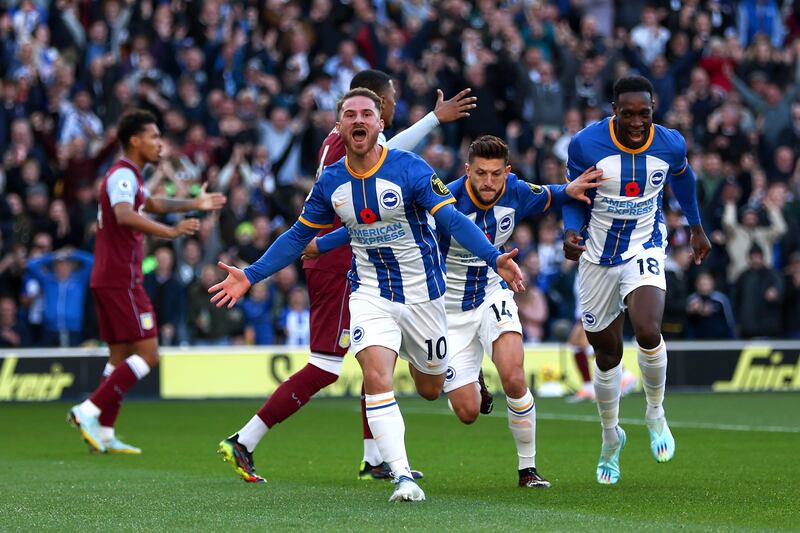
[671,163,711,264]
[209,221,320,309]
[386,88,476,151]
[244,222,320,285]
[301,226,351,261]
[433,203,525,292]
[145,183,226,214]
[317,227,351,253]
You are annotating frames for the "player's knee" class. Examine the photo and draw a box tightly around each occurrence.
[595,351,622,371]
[500,374,527,399]
[454,404,479,424]
[635,329,661,350]
[140,353,159,368]
[362,368,393,391]
[416,385,440,401]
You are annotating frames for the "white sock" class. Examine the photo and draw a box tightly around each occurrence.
[594,362,622,445]
[237,415,269,453]
[362,438,382,465]
[364,392,410,478]
[79,400,101,418]
[100,426,115,442]
[506,389,536,470]
[638,337,667,420]
[125,354,151,379]
[100,361,116,440]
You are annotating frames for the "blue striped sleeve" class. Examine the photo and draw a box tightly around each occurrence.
[433,203,501,270]
[243,221,320,285]
[316,226,351,253]
[670,164,701,226]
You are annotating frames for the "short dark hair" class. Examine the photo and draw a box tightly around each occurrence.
[336,88,383,117]
[468,135,509,163]
[613,76,654,102]
[350,69,392,96]
[118,110,158,148]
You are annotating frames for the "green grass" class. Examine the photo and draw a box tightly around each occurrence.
[1,393,798,531]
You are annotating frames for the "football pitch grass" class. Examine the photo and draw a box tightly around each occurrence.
[1,393,798,531]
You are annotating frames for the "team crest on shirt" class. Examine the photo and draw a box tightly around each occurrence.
[445,366,456,382]
[649,169,666,188]
[582,312,596,327]
[338,329,351,348]
[498,215,513,233]
[352,326,365,344]
[430,174,450,196]
[379,190,400,210]
[527,183,544,195]
[140,312,154,330]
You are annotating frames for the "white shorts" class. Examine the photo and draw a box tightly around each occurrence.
[578,247,666,333]
[349,292,449,375]
[443,290,522,393]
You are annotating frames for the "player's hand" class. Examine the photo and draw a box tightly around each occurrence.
[563,229,585,261]
[195,182,227,211]
[689,226,711,265]
[301,238,321,261]
[208,261,251,309]
[566,166,605,204]
[496,247,526,293]
[171,218,200,238]
[433,88,477,123]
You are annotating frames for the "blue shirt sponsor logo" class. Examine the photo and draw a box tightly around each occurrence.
[380,190,400,210]
[349,223,406,245]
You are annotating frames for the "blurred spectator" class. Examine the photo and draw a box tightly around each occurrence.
[631,7,671,65]
[686,272,736,339]
[143,246,184,346]
[517,251,549,342]
[734,244,784,338]
[279,285,310,346]
[663,245,693,339]
[737,0,784,48]
[722,195,786,282]
[25,248,93,347]
[187,263,243,345]
[783,252,800,337]
[240,281,275,346]
[269,265,300,344]
[0,295,29,348]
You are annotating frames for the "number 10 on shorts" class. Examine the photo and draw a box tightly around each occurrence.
[426,336,447,361]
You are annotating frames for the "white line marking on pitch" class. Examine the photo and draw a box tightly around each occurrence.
[372,406,800,434]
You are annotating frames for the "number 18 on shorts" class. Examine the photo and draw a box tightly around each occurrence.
[578,247,666,333]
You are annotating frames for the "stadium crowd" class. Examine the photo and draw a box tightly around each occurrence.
[1,0,800,348]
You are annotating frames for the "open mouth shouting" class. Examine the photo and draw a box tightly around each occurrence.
[351,127,368,144]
